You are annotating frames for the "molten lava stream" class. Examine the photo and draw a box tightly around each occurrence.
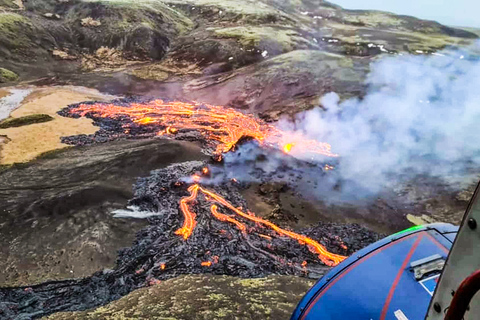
[67,99,338,158]
[211,205,247,234]
[176,184,347,267]
[175,184,199,240]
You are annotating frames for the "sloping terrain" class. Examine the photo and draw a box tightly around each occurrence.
[0,1,478,319]
[0,0,477,118]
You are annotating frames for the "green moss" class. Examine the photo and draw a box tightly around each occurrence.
[458,26,480,37]
[0,13,34,51]
[0,0,18,8]
[163,0,292,24]
[214,26,312,52]
[0,67,18,83]
[0,13,30,31]
[0,114,54,129]
[46,275,314,320]
[341,11,405,28]
[82,0,194,34]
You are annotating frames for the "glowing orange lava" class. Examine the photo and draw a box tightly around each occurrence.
[68,99,337,158]
[211,204,247,234]
[176,184,199,240]
[176,183,346,267]
[283,143,294,153]
[68,100,345,267]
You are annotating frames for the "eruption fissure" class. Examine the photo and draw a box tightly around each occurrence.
[177,182,346,267]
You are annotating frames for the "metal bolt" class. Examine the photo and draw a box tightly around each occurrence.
[434,302,441,313]
[468,218,477,230]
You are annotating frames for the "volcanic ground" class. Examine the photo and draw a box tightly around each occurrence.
[0,98,383,319]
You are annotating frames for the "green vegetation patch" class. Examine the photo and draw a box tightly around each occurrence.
[214,26,313,52]
[0,13,35,52]
[80,0,194,34]
[0,0,18,8]
[163,0,292,24]
[0,114,54,129]
[0,67,18,83]
[46,274,314,320]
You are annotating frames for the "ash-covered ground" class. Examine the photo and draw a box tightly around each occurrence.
[0,99,383,319]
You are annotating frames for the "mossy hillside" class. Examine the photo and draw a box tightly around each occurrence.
[0,13,37,57]
[81,0,194,34]
[0,0,18,8]
[256,50,360,83]
[19,0,194,61]
[455,26,480,37]
[339,9,479,38]
[56,0,193,59]
[214,26,316,53]
[182,50,367,119]
[0,67,19,83]
[46,274,314,320]
[163,0,294,24]
[322,20,476,53]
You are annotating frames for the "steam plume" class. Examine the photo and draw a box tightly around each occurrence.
[279,44,480,199]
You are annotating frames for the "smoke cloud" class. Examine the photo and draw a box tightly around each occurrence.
[278,45,480,199]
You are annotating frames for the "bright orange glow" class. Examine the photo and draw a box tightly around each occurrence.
[211,205,247,234]
[138,117,153,124]
[202,167,209,174]
[201,261,212,267]
[175,184,199,240]
[160,263,166,270]
[176,183,346,267]
[258,234,272,240]
[68,100,337,158]
[283,143,294,153]
[166,126,177,134]
[301,261,308,268]
[324,164,335,171]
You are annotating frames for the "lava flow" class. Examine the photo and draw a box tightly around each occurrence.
[64,99,345,266]
[178,181,346,267]
[66,99,338,158]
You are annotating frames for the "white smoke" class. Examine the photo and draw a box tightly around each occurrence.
[279,45,480,197]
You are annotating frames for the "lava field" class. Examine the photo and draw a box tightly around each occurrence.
[0,99,382,319]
